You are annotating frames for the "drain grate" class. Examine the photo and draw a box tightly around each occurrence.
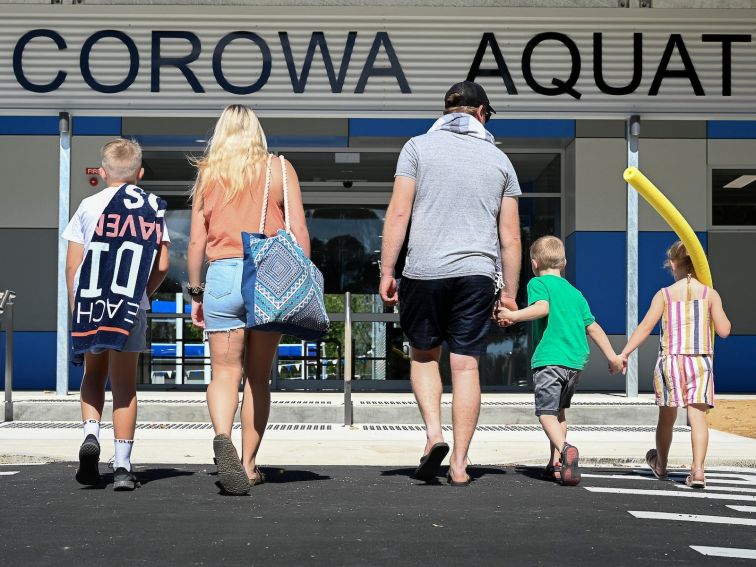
[358,400,656,407]
[0,422,332,431]
[17,399,333,406]
[360,424,689,433]
[0,421,684,433]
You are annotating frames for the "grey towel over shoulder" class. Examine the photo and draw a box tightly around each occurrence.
[394,130,521,281]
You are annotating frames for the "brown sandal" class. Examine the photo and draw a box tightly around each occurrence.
[248,467,266,487]
[685,467,705,489]
[645,449,668,480]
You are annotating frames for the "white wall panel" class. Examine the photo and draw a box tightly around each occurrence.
[574,137,627,231]
[1,7,756,116]
[708,139,756,165]
[638,138,707,231]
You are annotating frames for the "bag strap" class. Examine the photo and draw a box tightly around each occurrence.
[279,154,293,236]
[257,154,274,234]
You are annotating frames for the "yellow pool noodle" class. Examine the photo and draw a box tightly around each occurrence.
[623,167,712,288]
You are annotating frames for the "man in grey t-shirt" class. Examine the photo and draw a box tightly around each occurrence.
[380,81,522,485]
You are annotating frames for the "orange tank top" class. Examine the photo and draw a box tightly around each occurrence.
[203,156,286,261]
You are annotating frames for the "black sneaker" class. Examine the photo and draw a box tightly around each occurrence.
[113,467,139,491]
[75,434,101,486]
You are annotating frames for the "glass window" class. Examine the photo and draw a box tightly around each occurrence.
[285,152,399,184]
[712,169,756,226]
[507,153,561,193]
[307,205,385,294]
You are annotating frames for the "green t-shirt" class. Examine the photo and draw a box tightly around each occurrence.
[527,275,596,370]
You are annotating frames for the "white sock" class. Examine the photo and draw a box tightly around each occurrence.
[83,419,100,440]
[114,439,134,472]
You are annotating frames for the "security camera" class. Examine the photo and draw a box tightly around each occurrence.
[343,181,353,189]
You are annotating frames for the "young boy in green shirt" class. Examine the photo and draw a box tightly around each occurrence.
[497,236,624,486]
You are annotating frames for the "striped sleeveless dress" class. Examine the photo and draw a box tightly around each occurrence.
[654,275,714,408]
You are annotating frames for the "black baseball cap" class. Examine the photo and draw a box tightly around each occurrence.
[444,81,496,114]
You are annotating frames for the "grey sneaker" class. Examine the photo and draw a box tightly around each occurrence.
[75,434,101,486]
[113,467,139,491]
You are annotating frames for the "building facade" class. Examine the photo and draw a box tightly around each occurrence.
[1,1,755,393]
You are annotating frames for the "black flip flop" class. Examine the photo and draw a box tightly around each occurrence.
[446,471,472,487]
[414,442,450,482]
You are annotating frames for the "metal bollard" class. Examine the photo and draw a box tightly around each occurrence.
[1,290,16,422]
[343,292,353,426]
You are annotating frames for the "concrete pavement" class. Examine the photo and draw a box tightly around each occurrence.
[2,419,755,469]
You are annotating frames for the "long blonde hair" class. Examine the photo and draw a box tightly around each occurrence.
[190,104,268,207]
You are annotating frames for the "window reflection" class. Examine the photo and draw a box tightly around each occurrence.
[712,169,756,226]
[306,206,384,294]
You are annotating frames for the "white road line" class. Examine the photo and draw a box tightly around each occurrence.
[691,546,756,559]
[706,473,756,483]
[582,474,656,481]
[629,511,756,526]
[676,484,756,494]
[0,471,19,476]
[727,505,756,513]
[628,469,756,483]
[582,473,755,486]
[584,486,756,501]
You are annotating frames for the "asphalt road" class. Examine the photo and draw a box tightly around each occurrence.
[1,463,755,566]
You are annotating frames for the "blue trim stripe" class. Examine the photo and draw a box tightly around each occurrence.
[349,118,575,138]
[0,116,58,135]
[349,119,435,138]
[72,116,121,136]
[708,120,756,139]
[487,119,575,138]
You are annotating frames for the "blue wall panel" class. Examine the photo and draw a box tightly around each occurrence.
[0,332,83,390]
[570,231,626,334]
[711,336,756,393]
[565,232,576,285]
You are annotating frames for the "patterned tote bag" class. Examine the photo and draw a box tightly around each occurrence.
[241,154,330,340]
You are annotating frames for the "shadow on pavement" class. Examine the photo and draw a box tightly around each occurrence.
[79,467,195,490]
[259,467,332,483]
[380,466,508,483]
[514,465,553,483]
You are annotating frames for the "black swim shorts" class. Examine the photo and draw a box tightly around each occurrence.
[398,275,497,356]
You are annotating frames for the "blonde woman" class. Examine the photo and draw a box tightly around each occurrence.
[187,105,310,495]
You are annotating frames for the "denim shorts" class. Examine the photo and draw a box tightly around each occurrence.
[204,258,246,332]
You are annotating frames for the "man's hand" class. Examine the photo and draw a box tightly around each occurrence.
[380,275,399,306]
[494,295,518,327]
[191,298,205,329]
[495,306,516,327]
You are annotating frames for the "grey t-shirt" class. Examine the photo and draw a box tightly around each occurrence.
[394,130,521,281]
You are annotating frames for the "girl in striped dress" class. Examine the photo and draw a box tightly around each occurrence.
[621,241,730,489]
